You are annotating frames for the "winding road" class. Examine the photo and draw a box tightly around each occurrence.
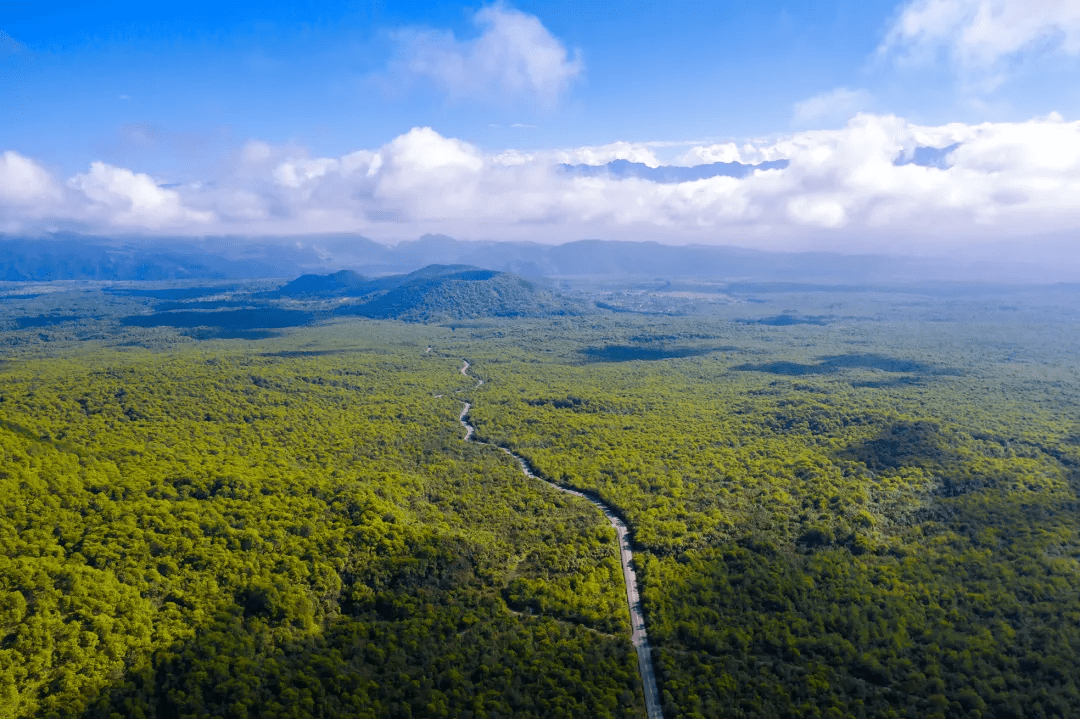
[455,360,664,719]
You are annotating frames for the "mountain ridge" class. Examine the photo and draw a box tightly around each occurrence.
[0,233,1064,284]
[559,158,790,183]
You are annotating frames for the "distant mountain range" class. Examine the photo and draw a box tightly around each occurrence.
[0,232,1064,284]
[559,159,790,183]
[0,233,312,281]
[558,148,956,182]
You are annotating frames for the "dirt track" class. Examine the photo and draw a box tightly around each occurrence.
[456,360,664,719]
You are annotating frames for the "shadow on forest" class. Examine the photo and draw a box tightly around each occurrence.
[156,300,253,311]
[733,353,955,379]
[258,349,351,358]
[122,309,315,331]
[580,345,735,363]
[849,376,923,389]
[181,327,282,340]
[737,314,832,326]
[15,315,82,328]
[76,608,455,718]
[76,581,638,718]
[846,423,1080,503]
[105,286,237,300]
[840,420,956,471]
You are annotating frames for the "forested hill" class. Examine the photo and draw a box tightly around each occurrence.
[269,269,372,297]
[273,265,582,322]
[270,265,499,299]
[348,266,579,321]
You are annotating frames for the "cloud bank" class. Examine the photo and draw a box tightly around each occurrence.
[3,114,1080,257]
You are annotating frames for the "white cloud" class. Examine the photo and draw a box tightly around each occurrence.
[394,4,582,104]
[553,141,662,167]
[6,113,1080,257]
[68,162,215,228]
[232,116,1080,251]
[272,158,339,189]
[883,0,1080,71]
[374,127,487,217]
[0,151,62,209]
[239,140,279,168]
[677,142,743,165]
[793,88,874,128]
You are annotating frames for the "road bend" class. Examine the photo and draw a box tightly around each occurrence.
[455,360,664,719]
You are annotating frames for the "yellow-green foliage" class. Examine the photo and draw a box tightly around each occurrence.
[0,326,641,718]
[4,294,1080,719]
[452,315,1080,719]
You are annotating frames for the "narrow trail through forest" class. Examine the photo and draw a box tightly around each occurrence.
[454,360,664,719]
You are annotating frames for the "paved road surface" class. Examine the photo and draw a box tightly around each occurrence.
[456,360,664,719]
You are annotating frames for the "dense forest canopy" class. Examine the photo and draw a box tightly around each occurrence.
[0,326,640,718]
[0,280,1078,718]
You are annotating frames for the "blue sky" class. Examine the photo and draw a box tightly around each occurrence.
[2,0,1080,262]
[3,0,1067,174]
